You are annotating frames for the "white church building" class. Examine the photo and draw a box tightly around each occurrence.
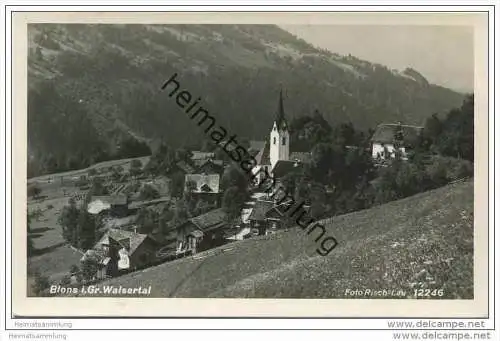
[251,90,311,183]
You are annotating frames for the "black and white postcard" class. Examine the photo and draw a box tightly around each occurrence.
[10,11,490,318]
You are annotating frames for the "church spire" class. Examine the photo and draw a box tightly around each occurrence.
[275,88,287,130]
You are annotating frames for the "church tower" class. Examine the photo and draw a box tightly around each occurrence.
[270,89,290,169]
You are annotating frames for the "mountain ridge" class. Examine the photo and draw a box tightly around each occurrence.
[27,24,466,176]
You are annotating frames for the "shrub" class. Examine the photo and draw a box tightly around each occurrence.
[447,158,474,181]
[129,159,143,177]
[426,156,473,184]
[59,274,72,286]
[27,185,42,199]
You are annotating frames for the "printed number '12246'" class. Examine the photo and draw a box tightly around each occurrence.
[414,289,444,297]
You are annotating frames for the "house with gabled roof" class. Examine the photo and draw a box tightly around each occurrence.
[92,228,159,275]
[193,158,225,175]
[184,173,222,205]
[246,200,291,235]
[371,123,423,161]
[176,208,228,254]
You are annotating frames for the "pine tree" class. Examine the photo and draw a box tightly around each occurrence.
[77,207,96,250]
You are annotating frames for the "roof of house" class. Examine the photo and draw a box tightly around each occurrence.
[103,215,138,230]
[371,123,423,145]
[185,174,221,193]
[290,152,312,164]
[87,197,112,214]
[128,197,170,210]
[266,206,286,220]
[175,160,196,174]
[189,230,204,238]
[190,208,227,232]
[272,160,303,178]
[109,193,128,205]
[80,248,106,263]
[248,200,274,221]
[193,159,225,173]
[191,151,215,160]
[225,227,252,240]
[95,228,151,256]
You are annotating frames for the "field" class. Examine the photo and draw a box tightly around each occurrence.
[28,196,83,285]
[85,179,474,299]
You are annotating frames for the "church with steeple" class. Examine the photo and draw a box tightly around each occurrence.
[269,89,290,168]
[251,89,312,183]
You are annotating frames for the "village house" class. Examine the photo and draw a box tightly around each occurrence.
[166,159,197,176]
[99,215,138,234]
[371,123,423,161]
[127,197,170,212]
[87,193,129,217]
[85,228,159,279]
[247,200,291,235]
[184,173,222,205]
[176,208,228,254]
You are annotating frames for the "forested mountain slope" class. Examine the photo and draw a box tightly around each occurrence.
[28,24,465,176]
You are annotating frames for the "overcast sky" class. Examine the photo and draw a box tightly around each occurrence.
[280,25,474,93]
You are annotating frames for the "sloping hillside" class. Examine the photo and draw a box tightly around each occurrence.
[85,180,473,299]
[28,24,465,176]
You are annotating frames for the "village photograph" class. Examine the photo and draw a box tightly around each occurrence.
[26,22,475,299]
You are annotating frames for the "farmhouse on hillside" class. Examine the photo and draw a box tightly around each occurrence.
[371,123,423,160]
[87,228,158,278]
[184,173,222,205]
[176,208,228,254]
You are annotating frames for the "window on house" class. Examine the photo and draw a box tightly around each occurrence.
[282,137,286,145]
[273,137,276,145]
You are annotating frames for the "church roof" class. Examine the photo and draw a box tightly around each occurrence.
[274,89,288,131]
[255,141,271,165]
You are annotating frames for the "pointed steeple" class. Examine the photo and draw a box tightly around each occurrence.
[275,88,287,131]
